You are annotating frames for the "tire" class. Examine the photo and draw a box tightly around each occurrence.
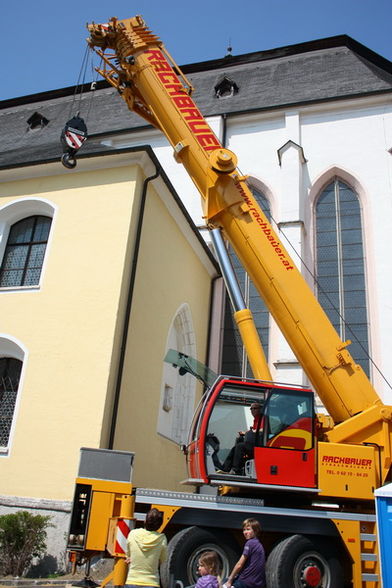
[265,534,345,588]
[161,526,239,588]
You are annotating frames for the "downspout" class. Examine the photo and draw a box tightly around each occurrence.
[108,165,160,449]
[221,113,228,149]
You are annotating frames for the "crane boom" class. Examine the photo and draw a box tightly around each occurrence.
[86,16,382,429]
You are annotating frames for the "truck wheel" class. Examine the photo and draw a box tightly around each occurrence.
[161,526,239,588]
[265,534,344,588]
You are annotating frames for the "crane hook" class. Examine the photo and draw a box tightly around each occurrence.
[60,115,88,169]
[61,153,77,169]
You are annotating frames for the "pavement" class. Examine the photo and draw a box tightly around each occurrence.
[0,577,107,588]
[0,581,68,586]
[0,581,80,588]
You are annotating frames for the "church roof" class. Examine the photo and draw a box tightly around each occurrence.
[1,35,391,169]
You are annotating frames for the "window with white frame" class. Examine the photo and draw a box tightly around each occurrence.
[0,215,52,287]
[221,185,271,378]
[0,200,55,290]
[0,357,22,448]
[315,178,370,376]
[0,338,25,452]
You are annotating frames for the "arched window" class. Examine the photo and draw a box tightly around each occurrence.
[0,357,22,448]
[221,187,270,378]
[0,215,52,287]
[158,304,197,444]
[315,179,369,375]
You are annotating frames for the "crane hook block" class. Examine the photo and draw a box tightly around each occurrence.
[60,116,88,169]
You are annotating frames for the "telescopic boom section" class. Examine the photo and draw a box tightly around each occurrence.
[87,16,382,427]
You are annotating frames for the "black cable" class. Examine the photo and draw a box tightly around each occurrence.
[267,199,392,391]
[235,170,392,390]
[85,51,101,123]
[68,46,90,119]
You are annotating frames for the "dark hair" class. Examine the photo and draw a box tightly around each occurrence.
[145,508,164,531]
[199,551,221,576]
[242,518,262,540]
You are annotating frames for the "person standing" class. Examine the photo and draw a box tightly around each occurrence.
[125,508,167,588]
[225,518,266,588]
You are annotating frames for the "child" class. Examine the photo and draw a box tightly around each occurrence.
[195,550,221,588]
[125,508,167,588]
[225,518,266,588]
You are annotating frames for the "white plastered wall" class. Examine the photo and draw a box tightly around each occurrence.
[109,96,392,402]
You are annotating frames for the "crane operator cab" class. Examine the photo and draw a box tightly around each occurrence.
[165,350,317,492]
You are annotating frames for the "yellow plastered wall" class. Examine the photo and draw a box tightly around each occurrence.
[113,180,213,490]
[0,156,214,500]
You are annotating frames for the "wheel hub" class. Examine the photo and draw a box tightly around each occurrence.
[302,564,322,586]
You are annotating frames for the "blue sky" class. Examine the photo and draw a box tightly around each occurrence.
[2,0,391,101]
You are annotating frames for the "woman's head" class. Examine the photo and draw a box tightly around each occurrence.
[145,508,164,531]
[198,550,221,576]
[242,518,262,541]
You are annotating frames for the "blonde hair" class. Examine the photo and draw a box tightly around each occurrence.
[199,550,221,577]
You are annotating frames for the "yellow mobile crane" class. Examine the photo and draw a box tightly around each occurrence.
[67,16,392,588]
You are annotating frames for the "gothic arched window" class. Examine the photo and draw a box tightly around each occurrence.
[221,187,270,378]
[315,179,369,375]
[159,304,197,444]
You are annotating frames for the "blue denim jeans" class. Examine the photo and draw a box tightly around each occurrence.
[126,585,157,588]
[233,581,251,588]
